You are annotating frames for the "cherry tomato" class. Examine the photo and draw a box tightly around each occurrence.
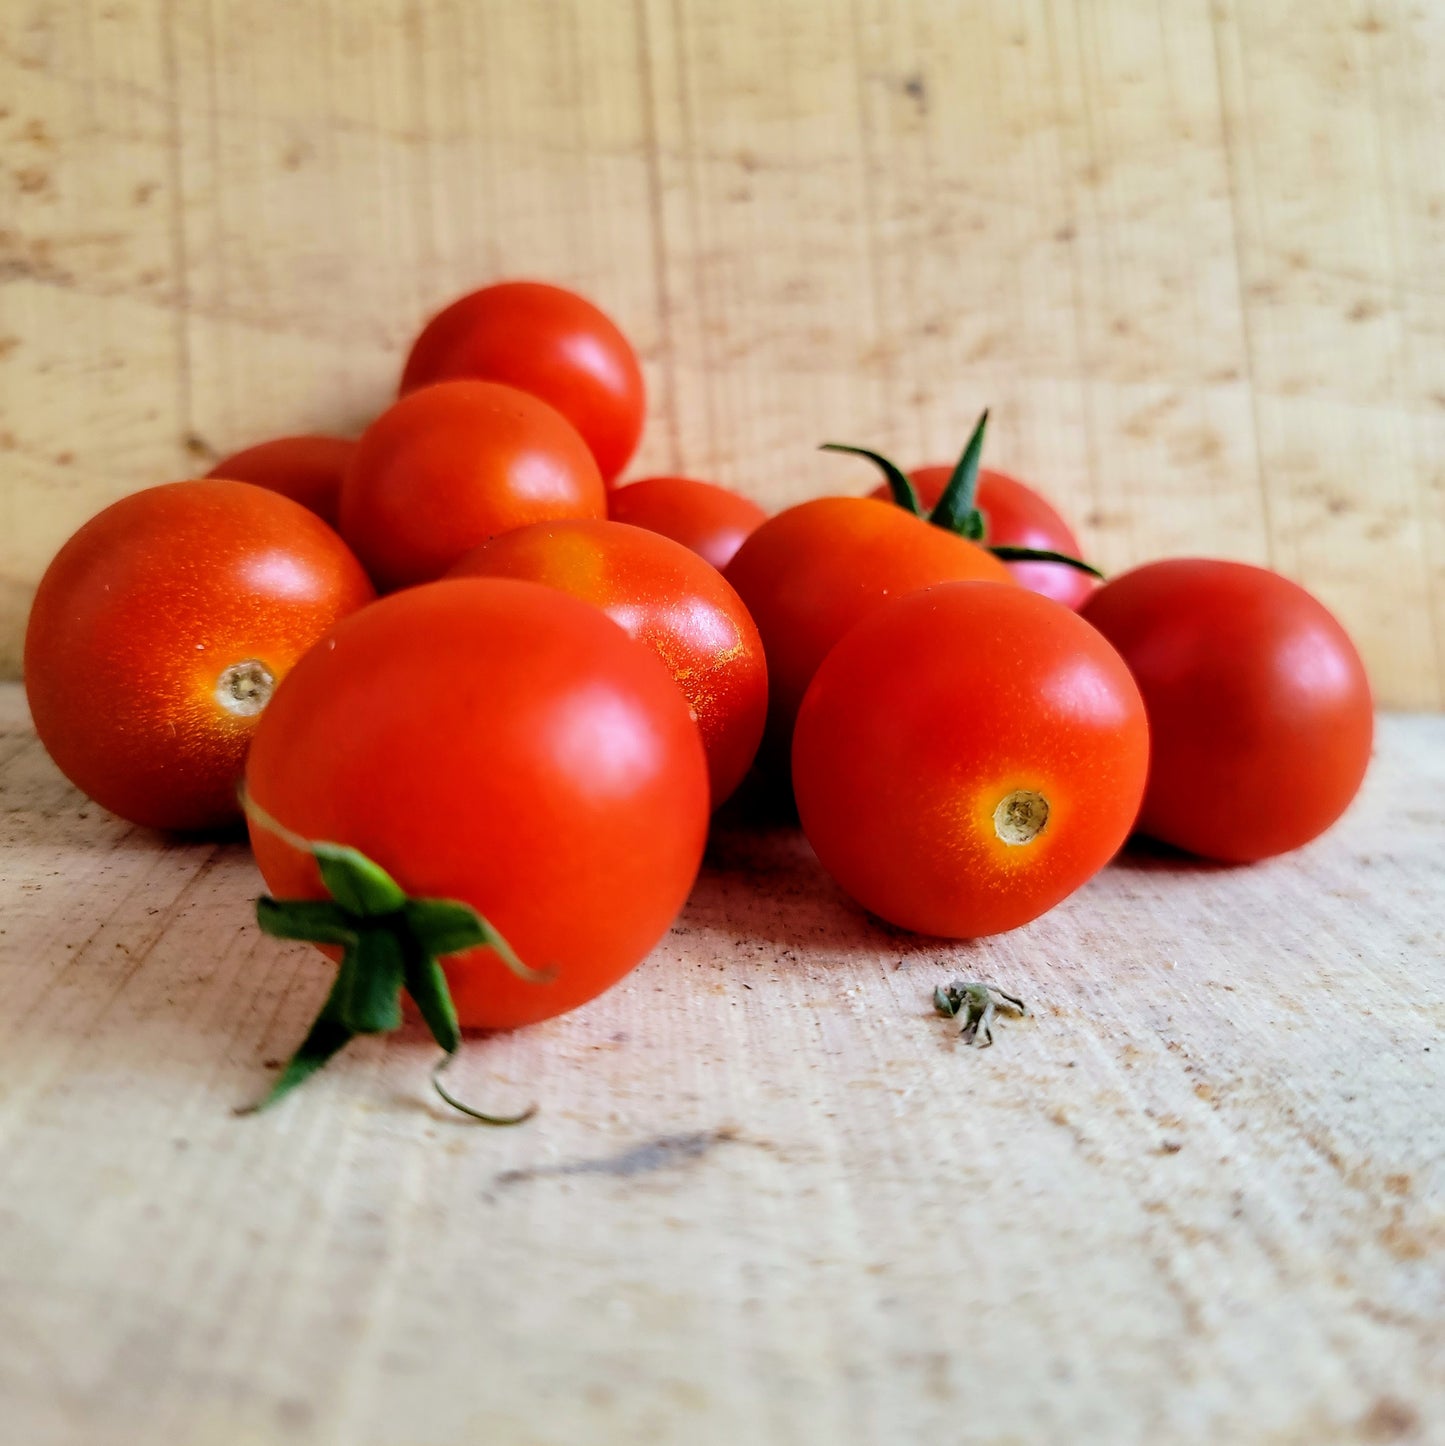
[400,281,645,484]
[871,466,1094,609]
[724,497,1015,763]
[340,379,605,592]
[245,578,709,1029]
[450,519,766,807]
[208,435,356,529]
[1081,559,1372,862]
[608,475,767,571]
[24,480,375,831]
[793,582,1149,937]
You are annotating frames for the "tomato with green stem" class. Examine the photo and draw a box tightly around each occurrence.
[1081,559,1373,862]
[400,281,645,484]
[243,578,710,1110]
[870,464,1094,610]
[847,410,1100,610]
[24,480,375,832]
[450,519,767,807]
[792,581,1149,937]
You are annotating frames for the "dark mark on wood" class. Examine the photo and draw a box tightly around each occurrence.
[494,1126,743,1188]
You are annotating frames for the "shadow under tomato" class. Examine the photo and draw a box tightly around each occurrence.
[689,804,1005,964]
[1110,834,1241,875]
[710,761,798,830]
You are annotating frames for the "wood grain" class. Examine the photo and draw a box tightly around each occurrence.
[2,0,1444,702]
[0,682,1442,1445]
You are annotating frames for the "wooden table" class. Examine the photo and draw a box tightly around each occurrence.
[1,682,1441,1445]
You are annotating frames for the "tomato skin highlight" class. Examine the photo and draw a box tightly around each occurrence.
[244,578,710,1031]
[400,281,645,484]
[1081,559,1373,862]
[793,582,1149,938]
[872,465,1095,609]
[450,519,766,808]
[340,379,606,592]
[24,480,376,832]
[724,496,1015,764]
[608,476,767,571]
[208,435,356,529]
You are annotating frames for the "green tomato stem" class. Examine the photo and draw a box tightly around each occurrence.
[239,790,548,1119]
[820,443,923,514]
[927,409,989,540]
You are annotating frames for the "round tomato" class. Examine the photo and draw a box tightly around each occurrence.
[245,578,709,1029]
[208,434,356,529]
[400,281,645,483]
[340,379,605,591]
[793,583,1149,937]
[24,480,375,831]
[1081,559,1372,862]
[724,497,1014,764]
[450,519,767,807]
[872,465,1094,609]
[608,475,767,571]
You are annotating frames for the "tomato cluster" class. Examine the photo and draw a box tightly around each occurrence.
[23,279,1374,1114]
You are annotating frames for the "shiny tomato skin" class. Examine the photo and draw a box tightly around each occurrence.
[1081,559,1373,862]
[608,476,768,571]
[24,480,376,832]
[724,496,1015,762]
[872,465,1095,609]
[450,520,766,808]
[208,435,356,529]
[340,379,606,591]
[399,281,645,484]
[793,582,1149,937]
[245,578,709,1030]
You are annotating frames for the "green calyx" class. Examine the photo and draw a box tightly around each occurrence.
[933,979,1028,1048]
[822,409,1104,580]
[240,802,550,1121]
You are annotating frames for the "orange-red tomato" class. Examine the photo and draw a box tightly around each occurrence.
[339,380,605,591]
[871,466,1094,609]
[1082,559,1373,862]
[246,579,709,1030]
[208,435,356,529]
[450,519,767,807]
[724,497,1015,763]
[400,281,645,484]
[24,480,375,831]
[608,476,767,571]
[793,583,1150,937]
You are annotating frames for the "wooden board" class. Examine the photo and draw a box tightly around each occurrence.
[0,683,1442,1445]
[2,0,1444,705]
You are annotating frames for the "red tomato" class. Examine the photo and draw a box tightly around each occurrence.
[793,583,1149,937]
[208,435,356,529]
[608,476,767,571]
[724,497,1015,763]
[1081,559,1373,862]
[871,466,1094,609]
[450,519,767,807]
[24,480,376,831]
[400,281,645,484]
[245,578,709,1029]
[340,380,605,591]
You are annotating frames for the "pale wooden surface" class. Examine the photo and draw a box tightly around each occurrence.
[0,682,1442,1445]
[3,0,1445,704]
